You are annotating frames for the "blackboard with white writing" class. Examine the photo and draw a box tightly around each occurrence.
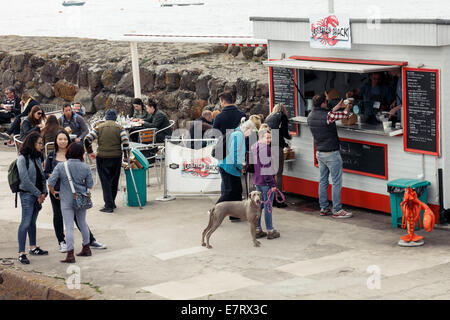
[271,67,297,133]
[314,138,388,179]
[404,68,439,156]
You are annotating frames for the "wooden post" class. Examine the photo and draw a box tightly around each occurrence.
[130,41,142,98]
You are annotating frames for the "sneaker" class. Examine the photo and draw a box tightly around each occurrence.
[90,241,107,250]
[59,241,68,253]
[29,247,48,255]
[267,229,280,240]
[332,209,353,219]
[255,229,267,239]
[320,208,333,216]
[18,254,30,264]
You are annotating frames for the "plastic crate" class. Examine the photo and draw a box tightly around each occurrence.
[387,179,431,229]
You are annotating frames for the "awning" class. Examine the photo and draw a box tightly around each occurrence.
[263,59,401,73]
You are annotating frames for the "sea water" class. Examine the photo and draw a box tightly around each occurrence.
[0,0,448,40]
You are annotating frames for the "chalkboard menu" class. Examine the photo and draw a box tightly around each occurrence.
[270,67,298,134]
[314,138,388,179]
[403,68,439,156]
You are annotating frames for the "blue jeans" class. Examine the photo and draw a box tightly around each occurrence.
[316,151,343,213]
[18,192,40,253]
[256,185,274,231]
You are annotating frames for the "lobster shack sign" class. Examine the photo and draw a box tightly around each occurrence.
[310,15,351,50]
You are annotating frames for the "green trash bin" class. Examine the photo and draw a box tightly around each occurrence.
[125,148,150,207]
[386,179,431,229]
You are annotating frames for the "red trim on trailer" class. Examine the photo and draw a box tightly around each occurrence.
[282,175,440,220]
[289,56,408,66]
[313,138,389,180]
[402,67,440,156]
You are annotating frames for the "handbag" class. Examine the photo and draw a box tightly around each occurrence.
[64,161,93,210]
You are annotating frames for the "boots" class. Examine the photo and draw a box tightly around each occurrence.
[60,250,75,263]
[76,244,92,257]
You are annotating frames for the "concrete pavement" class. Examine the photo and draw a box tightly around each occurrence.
[1,144,450,300]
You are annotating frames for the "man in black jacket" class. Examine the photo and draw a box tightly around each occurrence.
[137,98,171,143]
[0,87,22,141]
[212,91,247,221]
[307,94,352,219]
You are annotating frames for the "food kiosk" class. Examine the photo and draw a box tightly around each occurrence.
[251,16,450,218]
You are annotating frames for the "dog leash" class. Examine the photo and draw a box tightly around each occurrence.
[261,188,286,214]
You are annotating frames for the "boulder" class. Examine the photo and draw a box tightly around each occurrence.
[41,61,58,84]
[54,80,78,101]
[195,74,212,100]
[140,68,155,93]
[49,97,67,107]
[37,83,54,99]
[104,94,132,115]
[62,60,79,84]
[253,46,266,57]
[208,77,226,105]
[116,72,134,96]
[179,69,201,92]
[29,55,46,68]
[87,67,103,94]
[235,78,248,104]
[256,82,269,97]
[165,72,180,92]
[27,88,42,103]
[229,46,240,57]
[93,91,108,111]
[0,55,10,70]
[212,44,228,53]
[16,67,33,84]
[74,89,94,113]
[10,53,27,72]
[1,70,14,87]
[241,47,254,59]
[190,99,208,119]
[78,66,89,88]
[155,68,167,90]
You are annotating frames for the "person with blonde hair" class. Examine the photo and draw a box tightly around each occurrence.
[249,115,262,130]
[264,103,292,208]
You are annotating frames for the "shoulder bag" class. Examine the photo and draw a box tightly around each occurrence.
[64,161,92,210]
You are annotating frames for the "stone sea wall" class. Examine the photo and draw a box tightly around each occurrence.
[0,36,270,128]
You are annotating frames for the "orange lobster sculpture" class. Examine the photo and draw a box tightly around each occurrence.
[400,186,435,242]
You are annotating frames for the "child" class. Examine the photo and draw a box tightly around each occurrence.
[251,128,280,239]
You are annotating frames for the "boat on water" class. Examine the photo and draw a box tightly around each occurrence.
[62,1,86,6]
[159,0,204,7]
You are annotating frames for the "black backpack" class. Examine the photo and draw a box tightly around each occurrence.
[211,129,236,160]
[8,156,29,208]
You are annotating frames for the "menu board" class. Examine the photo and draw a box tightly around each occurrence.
[403,68,439,156]
[270,67,298,134]
[314,138,388,179]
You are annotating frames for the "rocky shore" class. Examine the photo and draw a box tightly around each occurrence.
[0,36,270,128]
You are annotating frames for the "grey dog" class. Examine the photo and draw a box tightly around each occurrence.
[201,191,263,249]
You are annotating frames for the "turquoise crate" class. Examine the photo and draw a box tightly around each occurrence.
[387,179,430,229]
[125,168,147,207]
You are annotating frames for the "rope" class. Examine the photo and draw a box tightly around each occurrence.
[261,188,285,214]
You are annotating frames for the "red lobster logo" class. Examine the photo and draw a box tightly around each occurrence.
[182,157,217,178]
[311,15,339,46]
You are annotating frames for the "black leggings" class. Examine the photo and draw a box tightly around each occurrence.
[50,193,96,244]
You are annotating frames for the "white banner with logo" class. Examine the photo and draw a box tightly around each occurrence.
[310,15,351,49]
[165,140,221,194]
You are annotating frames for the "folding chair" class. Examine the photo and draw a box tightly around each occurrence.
[13,134,22,155]
[44,142,55,159]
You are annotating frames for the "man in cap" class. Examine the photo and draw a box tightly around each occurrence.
[85,109,129,213]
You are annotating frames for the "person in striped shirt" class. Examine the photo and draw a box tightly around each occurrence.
[84,109,129,213]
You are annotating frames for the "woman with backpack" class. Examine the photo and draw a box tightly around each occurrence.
[47,142,94,263]
[264,103,292,208]
[44,130,106,253]
[16,131,48,264]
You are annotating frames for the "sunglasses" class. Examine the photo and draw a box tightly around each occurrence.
[36,112,42,115]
